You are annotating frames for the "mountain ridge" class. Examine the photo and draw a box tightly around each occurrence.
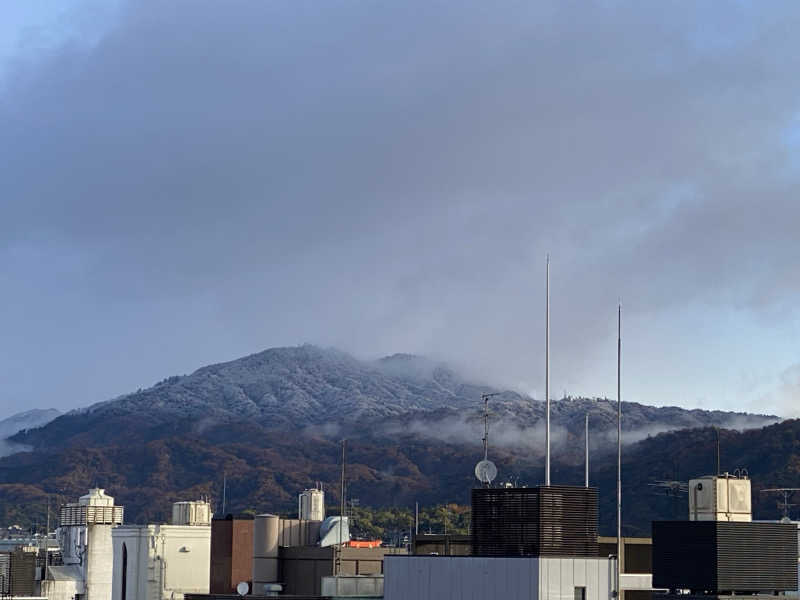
[0,345,787,535]
[13,345,777,452]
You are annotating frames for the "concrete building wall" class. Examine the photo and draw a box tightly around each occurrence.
[86,524,114,600]
[113,525,211,600]
[598,537,652,575]
[41,578,81,600]
[413,534,471,556]
[321,575,383,597]
[384,556,614,600]
[279,545,406,596]
[277,519,321,547]
[539,557,613,600]
[279,546,332,597]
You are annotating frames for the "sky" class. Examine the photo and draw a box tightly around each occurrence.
[1,1,799,420]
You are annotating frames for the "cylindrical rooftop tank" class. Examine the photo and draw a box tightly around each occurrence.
[298,488,325,521]
[253,514,280,589]
[85,524,114,600]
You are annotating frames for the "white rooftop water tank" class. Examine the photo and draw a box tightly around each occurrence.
[171,501,212,526]
[298,488,325,521]
[689,474,752,521]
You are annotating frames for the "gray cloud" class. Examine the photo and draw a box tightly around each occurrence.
[753,363,800,418]
[2,1,800,417]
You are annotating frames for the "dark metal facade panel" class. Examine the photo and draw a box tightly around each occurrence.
[9,549,36,597]
[653,521,798,593]
[0,552,10,596]
[471,485,599,557]
[210,517,254,594]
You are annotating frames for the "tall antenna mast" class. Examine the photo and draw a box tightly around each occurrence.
[475,393,499,487]
[483,396,489,461]
[335,439,347,576]
[222,472,227,515]
[585,413,589,488]
[545,254,551,487]
[340,440,347,538]
[616,303,622,597]
[715,427,721,476]
[481,393,500,462]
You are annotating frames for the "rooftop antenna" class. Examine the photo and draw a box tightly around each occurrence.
[222,471,227,516]
[481,393,500,461]
[648,480,689,496]
[584,413,589,488]
[616,303,622,598]
[475,393,500,487]
[545,254,551,487]
[760,488,800,521]
[715,426,721,476]
[335,439,347,575]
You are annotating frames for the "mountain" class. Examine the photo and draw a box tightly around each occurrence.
[12,347,498,449]
[0,408,61,458]
[0,345,784,533]
[0,408,61,439]
[12,346,775,451]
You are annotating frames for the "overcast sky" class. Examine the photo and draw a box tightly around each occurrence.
[1,1,799,420]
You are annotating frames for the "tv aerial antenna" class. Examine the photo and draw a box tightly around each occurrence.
[648,480,689,497]
[760,488,800,521]
[475,393,500,486]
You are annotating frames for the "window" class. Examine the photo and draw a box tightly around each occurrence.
[574,586,586,600]
[121,543,127,600]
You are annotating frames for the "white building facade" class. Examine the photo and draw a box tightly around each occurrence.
[111,502,211,600]
[384,556,616,600]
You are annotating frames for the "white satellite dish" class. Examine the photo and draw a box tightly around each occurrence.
[475,459,497,484]
[236,581,249,597]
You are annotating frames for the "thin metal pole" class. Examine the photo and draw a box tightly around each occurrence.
[483,395,489,461]
[545,254,551,487]
[222,472,227,515]
[617,304,622,597]
[340,439,346,536]
[415,502,419,536]
[336,439,346,576]
[715,427,720,476]
[585,414,589,488]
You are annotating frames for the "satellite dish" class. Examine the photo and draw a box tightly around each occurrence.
[236,582,249,597]
[475,459,497,484]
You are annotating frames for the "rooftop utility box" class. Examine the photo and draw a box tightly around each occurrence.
[471,485,598,557]
[688,474,751,521]
[172,500,212,526]
[653,521,797,593]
